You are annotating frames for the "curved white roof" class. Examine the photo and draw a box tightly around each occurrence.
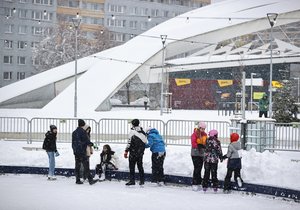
[0,0,299,117]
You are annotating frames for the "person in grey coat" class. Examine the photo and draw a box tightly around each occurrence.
[223,133,244,192]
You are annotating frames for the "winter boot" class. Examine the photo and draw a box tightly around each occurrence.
[89,179,98,185]
[125,180,136,186]
[213,188,218,192]
[139,180,145,186]
[76,180,84,184]
[203,188,207,192]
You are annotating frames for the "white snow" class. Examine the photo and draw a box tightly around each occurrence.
[0,140,299,191]
[0,174,299,210]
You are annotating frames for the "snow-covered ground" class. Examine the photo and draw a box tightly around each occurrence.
[0,140,299,190]
[0,174,299,210]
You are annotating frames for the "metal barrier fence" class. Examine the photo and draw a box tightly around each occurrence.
[0,117,299,151]
[98,118,165,144]
[271,123,300,151]
[165,120,231,146]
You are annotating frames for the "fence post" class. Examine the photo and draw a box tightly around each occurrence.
[28,119,32,144]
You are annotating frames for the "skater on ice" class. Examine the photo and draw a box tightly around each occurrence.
[202,129,223,192]
[191,121,207,190]
[95,144,118,181]
[72,119,98,185]
[145,126,166,185]
[223,133,244,193]
[42,125,59,180]
[124,119,147,186]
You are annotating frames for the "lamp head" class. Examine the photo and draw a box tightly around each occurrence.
[267,13,278,27]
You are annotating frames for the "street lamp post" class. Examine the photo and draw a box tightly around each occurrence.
[72,13,81,118]
[267,13,278,118]
[294,77,300,103]
[160,35,167,116]
[250,73,257,113]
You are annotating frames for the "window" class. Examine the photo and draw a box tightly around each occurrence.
[109,32,125,42]
[17,72,26,80]
[163,10,169,17]
[33,0,52,5]
[3,72,13,80]
[107,19,126,27]
[151,9,159,17]
[4,56,13,64]
[32,11,41,20]
[31,42,39,48]
[32,26,42,35]
[5,24,13,33]
[4,8,14,18]
[18,41,27,49]
[18,25,27,34]
[141,8,148,16]
[4,40,13,49]
[17,56,26,65]
[129,7,138,15]
[19,9,27,19]
[69,0,79,7]
[129,21,137,29]
[19,0,28,3]
[141,22,148,30]
[108,4,125,13]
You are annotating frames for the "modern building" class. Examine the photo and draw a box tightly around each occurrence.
[104,0,210,43]
[0,0,57,87]
[0,0,210,88]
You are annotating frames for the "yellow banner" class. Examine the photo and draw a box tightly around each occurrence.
[253,92,265,100]
[175,78,191,86]
[218,80,233,87]
[272,81,283,88]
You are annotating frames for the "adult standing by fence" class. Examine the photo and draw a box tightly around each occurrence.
[191,122,207,191]
[124,119,147,186]
[42,125,59,180]
[72,119,97,185]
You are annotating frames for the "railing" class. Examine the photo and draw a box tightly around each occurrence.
[0,117,299,151]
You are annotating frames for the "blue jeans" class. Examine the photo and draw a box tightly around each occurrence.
[47,152,55,177]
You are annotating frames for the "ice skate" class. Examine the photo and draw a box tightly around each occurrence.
[237,177,243,188]
[192,185,199,191]
[125,181,136,186]
[47,176,57,181]
[203,187,207,192]
[213,188,218,193]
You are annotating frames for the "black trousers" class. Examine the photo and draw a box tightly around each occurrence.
[129,154,144,182]
[224,168,243,190]
[191,156,204,185]
[151,152,166,182]
[75,155,93,182]
[202,162,218,188]
[259,111,268,118]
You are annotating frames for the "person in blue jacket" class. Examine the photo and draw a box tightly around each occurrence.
[145,127,166,185]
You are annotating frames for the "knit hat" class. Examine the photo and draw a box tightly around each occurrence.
[230,133,239,142]
[208,129,218,137]
[198,122,206,129]
[50,125,57,131]
[131,119,140,127]
[78,119,86,127]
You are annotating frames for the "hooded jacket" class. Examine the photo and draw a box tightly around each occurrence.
[226,141,241,159]
[259,93,269,112]
[191,128,207,157]
[145,128,166,153]
[42,131,57,152]
[125,126,147,156]
[204,136,223,163]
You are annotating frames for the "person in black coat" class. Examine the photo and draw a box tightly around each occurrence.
[42,125,59,180]
[124,119,147,186]
[72,119,97,185]
[95,144,118,181]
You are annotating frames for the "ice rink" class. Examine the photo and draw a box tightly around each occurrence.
[0,174,298,210]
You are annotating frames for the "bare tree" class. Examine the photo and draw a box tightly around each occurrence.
[32,22,114,73]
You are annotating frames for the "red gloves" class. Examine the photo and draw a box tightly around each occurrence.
[124,151,128,159]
